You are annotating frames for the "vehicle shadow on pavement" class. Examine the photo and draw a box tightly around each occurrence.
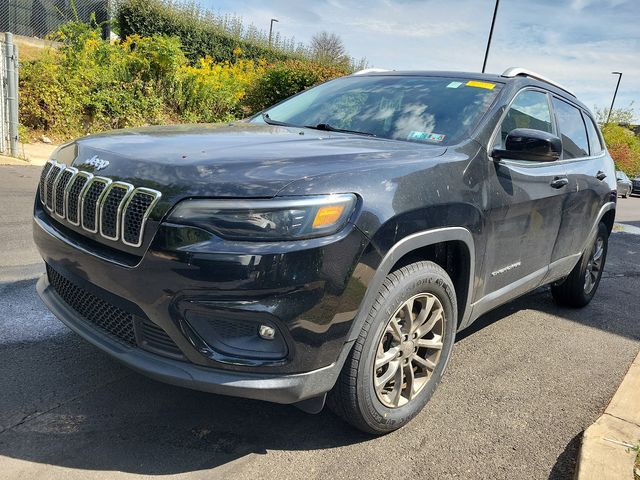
[0,286,634,477]
[1,233,638,476]
[0,345,372,474]
[0,275,371,475]
[547,433,583,480]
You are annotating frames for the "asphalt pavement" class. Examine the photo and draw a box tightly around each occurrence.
[1,165,639,480]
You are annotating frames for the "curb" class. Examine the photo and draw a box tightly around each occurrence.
[575,351,640,479]
[0,142,57,166]
[0,154,30,165]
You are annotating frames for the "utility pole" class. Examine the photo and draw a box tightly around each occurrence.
[268,18,279,47]
[606,71,623,124]
[482,0,500,73]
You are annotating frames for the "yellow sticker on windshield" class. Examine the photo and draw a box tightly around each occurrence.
[466,80,496,90]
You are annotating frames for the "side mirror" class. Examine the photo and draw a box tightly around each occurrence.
[491,128,562,162]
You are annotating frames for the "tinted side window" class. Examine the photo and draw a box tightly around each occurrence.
[552,98,589,158]
[498,90,552,146]
[583,114,604,156]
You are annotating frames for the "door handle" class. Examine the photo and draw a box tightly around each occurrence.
[550,176,569,189]
[596,171,607,181]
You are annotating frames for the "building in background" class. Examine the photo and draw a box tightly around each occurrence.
[0,0,110,39]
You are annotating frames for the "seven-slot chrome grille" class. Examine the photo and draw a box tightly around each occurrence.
[39,160,161,247]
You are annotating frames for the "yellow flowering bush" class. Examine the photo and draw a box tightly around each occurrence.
[173,55,266,122]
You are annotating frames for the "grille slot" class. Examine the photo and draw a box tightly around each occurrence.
[66,172,91,225]
[39,161,54,203]
[99,183,133,240]
[45,164,64,210]
[38,161,161,248]
[54,168,76,217]
[81,178,111,233]
[46,264,136,346]
[122,189,161,247]
[140,320,184,359]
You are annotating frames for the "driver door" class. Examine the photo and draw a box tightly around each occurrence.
[479,89,568,301]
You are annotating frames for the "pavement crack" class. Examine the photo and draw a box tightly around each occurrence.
[0,372,134,435]
[603,412,640,430]
[602,272,640,279]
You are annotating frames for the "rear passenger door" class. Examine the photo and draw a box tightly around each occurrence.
[551,97,611,276]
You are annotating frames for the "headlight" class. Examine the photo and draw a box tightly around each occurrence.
[167,194,357,241]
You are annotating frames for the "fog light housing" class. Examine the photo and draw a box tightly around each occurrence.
[183,309,288,362]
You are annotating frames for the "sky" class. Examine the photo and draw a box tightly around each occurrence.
[196,0,640,121]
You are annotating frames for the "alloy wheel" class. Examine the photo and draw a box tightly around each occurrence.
[584,236,604,294]
[373,293,445,408]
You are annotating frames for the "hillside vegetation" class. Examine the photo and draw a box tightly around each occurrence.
[19,8,350,141]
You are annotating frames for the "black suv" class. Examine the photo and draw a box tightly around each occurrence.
[34,67,616,434]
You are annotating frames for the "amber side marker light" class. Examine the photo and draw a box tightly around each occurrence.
[313,205,346,228]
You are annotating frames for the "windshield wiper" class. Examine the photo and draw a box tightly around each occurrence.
[261,113,297,127]
[304,123,376,137]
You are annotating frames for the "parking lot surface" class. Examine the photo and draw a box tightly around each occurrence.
[1,165,639,479]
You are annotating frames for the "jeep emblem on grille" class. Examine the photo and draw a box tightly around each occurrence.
[78,155,109,171]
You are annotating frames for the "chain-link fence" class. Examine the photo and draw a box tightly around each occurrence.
[0,0,110,39]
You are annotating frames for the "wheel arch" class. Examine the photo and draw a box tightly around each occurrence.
[346,227,475,343]
[600,205,616,235]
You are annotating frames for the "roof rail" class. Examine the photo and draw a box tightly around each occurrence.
[352,68,390,75]
[501,67,576,97]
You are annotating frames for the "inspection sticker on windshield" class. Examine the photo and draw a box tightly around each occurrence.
[407,131,446,142]
[446,81,463,88]
[466,80,496,90]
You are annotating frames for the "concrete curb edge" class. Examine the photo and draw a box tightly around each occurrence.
[575,351,640,479]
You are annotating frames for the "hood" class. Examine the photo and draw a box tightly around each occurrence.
[55,123,447,201]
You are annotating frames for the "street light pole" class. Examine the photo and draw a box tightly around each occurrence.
[482,0,500,73]
[606,71,623,124]
[268,18,279,47]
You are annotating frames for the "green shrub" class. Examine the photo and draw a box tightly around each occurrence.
[116,0,306,64]
[19,22,185,138]
[20,50,85,135]
[243,59,349,114]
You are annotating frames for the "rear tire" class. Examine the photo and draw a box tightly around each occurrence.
[551,222,608,308]
[328,261,457,434]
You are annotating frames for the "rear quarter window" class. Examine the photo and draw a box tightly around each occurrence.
[551,97,589,159]
[583,113,604,156]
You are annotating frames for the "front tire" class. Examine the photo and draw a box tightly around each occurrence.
[328,261,457,434]
[551,222,608,308]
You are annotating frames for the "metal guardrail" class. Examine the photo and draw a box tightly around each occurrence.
[1,32,19,155]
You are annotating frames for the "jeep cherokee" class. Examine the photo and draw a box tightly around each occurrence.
[33,67,617,434]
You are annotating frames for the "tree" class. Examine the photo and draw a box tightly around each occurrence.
[594,103,636,126]
[310,31,348,66]
[601,123,640,176]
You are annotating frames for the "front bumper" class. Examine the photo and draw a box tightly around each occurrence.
[37,274,349,404]
[33,196,374,402]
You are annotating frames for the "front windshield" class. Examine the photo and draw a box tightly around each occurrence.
[253,75,503,145]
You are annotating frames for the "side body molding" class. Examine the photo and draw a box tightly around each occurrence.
[346,227,476,343]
